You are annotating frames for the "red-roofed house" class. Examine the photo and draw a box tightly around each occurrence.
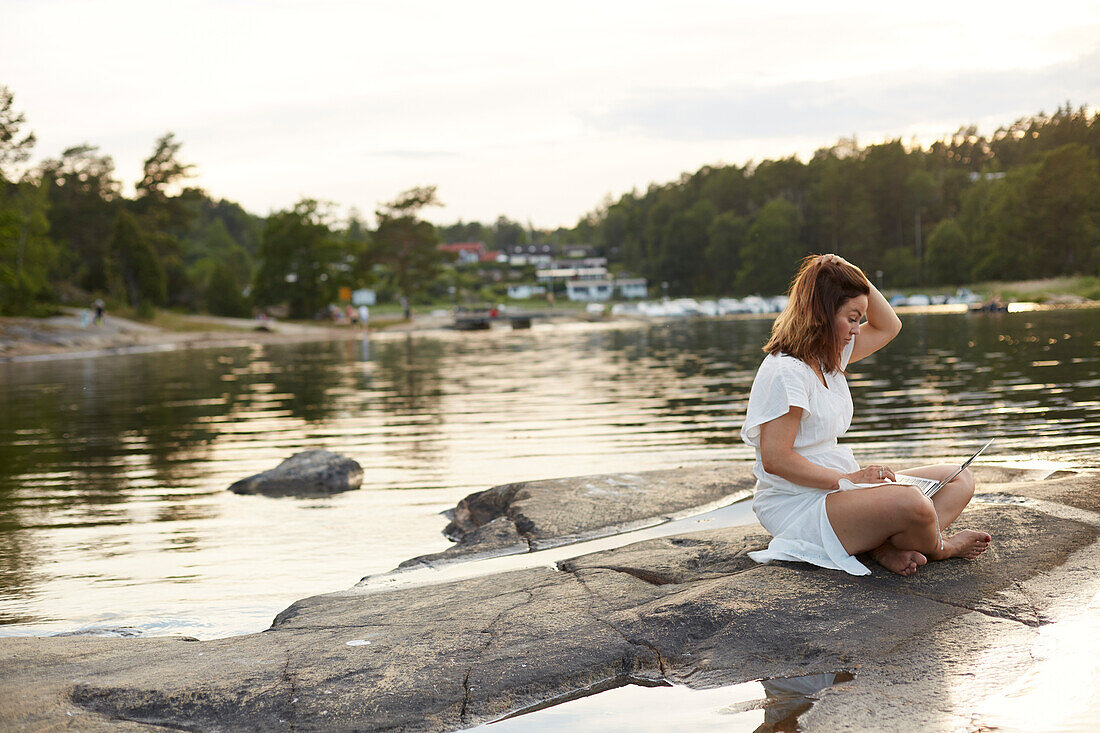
[439,241,491,265]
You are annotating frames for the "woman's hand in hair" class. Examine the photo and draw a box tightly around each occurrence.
[818,253,850,267]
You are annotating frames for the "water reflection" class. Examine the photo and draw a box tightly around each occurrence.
[472,670,855,732]
[0,308,1096,637]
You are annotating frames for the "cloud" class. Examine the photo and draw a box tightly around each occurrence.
[587,47,1100,142]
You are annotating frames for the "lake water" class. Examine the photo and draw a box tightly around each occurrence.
[0,307,1097,640]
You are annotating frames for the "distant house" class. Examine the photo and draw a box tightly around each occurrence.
[566,280,613,302]
[438,241,500,265]
[615,278,648,299]
[561,244,597,259]
[503,243,555,265]
[537,265,608,284]
[506,284,547,300]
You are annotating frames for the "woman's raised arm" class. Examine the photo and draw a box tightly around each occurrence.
[849,278,902,364]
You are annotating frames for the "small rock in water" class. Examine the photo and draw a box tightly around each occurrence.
[227,449,363,497]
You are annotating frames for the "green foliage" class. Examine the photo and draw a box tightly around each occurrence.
[4,79,1098,316]
[736,198,803,295]
[925,218,968,285]
[658,201,714,295]
[205,261,249,317]
[253,199,347,318]
[110,210,165,317]
[0,86,37,183]
[37,144,121,292]
[705,212,747,295]
[0,180,58,313]
[579,104,1100,293]
[438,220,492,246]
[373,186,446,309]
[1020,143,1099,275]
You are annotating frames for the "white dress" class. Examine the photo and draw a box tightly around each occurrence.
[740,338,870,575]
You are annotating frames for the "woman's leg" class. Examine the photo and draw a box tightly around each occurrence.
[825,477,990,576]
[898,465,975,530]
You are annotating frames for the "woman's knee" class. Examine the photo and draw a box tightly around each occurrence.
[955,467,976,497]
[888,485,937,528]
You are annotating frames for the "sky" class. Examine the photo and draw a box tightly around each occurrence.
[3,0,1099,229]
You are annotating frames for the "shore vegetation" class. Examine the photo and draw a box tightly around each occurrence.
[1,82,1097,318]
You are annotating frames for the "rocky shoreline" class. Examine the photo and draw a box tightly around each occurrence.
[1,462,1098,731]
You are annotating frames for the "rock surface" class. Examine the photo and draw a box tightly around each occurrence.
[227,450,363,497]
[1,463,1098,732]
[400,463,754,568]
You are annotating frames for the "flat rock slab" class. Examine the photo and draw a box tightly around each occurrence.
[2,465,1098,731]
[402,462,755,567]
[228,449,363,497]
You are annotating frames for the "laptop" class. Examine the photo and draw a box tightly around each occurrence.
[895,438,995,498]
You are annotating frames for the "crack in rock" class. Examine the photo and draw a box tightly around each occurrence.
[282,651,298,732]
[459,590,535,725]
[563,566,670,679]
[568,564,676,586]
[894,588,1049,627]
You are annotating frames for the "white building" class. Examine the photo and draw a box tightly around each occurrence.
[566,280,613,302]
[615,278,647,299]
[506,284,546,300]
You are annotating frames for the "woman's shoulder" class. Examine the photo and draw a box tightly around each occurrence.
[756,351,813,384]
[764,351,813,373]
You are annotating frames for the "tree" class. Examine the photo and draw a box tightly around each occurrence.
[253,199,343,318]
[903,169,939,282]
[736,197,803,295]
[658,201,714,294]
[37,144,121,292]
[135,133,195,207]
[0,89,57,313]
[1020,143,1099,276]
[925,218,969,286]
[494,216,527,249]
[205,261,249,317]
[132,133,197,306]
[110,210,165,316]
[373,186,446,313]
[861,141,913,264]
[706,212,747,295]
[0,179,56,314]
[0,86,36,183]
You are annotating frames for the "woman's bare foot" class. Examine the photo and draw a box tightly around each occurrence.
[939,530,992,560]
[872,543,928,576]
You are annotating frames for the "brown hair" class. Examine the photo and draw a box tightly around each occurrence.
[763,254,870,373]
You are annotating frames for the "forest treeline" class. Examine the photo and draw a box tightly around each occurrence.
[577,104,1100,296]
[1,81,1098,318]
[0,86,450,318]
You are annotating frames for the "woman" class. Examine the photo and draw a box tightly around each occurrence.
[741,254,990,576]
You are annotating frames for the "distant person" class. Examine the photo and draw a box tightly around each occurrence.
[346,304,357,325]
[358,304,370,331]
[546,291,555,309]
[400,295,410,320]
[93,299,105,326]
[741,254,990,577]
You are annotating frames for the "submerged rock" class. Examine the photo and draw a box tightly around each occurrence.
[227,449,363,497]
[2,464,1099,731]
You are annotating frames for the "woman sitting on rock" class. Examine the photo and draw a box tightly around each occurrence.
[741,254,990,576]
